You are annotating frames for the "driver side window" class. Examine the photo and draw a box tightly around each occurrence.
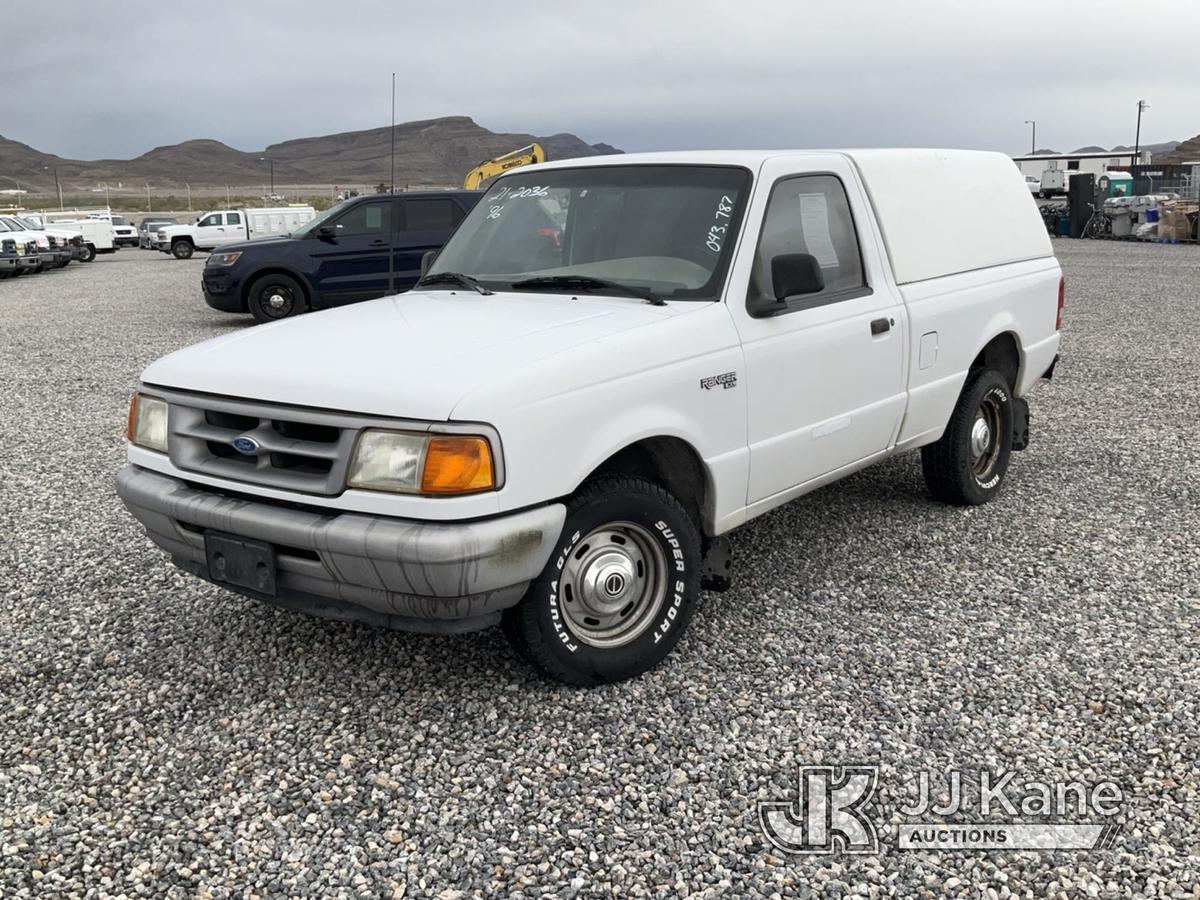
[749,174,866,311]
[199,214,222,227]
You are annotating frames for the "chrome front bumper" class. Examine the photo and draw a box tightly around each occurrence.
[116,465,565,633]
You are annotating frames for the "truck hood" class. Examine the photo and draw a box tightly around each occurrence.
[142,290,694,420]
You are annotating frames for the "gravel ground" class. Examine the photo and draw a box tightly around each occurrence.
[1,243,1197,898]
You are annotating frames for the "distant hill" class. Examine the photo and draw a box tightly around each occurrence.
[0,116,621,192]
[1027,140,1181,159]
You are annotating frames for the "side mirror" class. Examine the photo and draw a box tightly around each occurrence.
[771,253,824,300]
[317,225,336,241]
[420,249,438,276]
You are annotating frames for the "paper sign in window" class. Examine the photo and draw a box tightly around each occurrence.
[797,193,840,269]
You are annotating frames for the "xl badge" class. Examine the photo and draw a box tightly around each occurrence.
[231,436,260,455]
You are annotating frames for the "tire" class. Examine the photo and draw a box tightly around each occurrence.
[171,240,194,260]
[80,244,96,262]
[502,475,702,685]
[247,273,306,323]
[921,368,1014,506]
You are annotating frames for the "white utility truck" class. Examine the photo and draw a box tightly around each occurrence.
[41,210,117,260]
[117,149,1062,685]
[155,206,317,259]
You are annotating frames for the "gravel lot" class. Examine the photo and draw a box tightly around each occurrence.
[1,243,1197,898]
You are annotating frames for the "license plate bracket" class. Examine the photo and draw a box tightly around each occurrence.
[204,532,277,597]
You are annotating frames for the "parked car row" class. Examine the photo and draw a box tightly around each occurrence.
[0,213,96,277]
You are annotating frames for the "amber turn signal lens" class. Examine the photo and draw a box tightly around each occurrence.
[420,436,495,495]
[126,394,139,442]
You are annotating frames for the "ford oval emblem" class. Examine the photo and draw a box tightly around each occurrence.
[232,436,260,455]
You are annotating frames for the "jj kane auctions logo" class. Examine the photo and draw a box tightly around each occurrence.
[759,766,1123,854]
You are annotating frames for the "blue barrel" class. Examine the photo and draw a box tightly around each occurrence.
[1057,217,1070,236]
[1147,208,1160,223]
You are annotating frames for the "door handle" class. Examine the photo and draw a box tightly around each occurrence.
[870,317,893,335]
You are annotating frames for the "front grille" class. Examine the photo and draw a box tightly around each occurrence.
[166,395,361,495]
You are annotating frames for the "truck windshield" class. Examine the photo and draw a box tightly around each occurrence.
[428,165,752,302]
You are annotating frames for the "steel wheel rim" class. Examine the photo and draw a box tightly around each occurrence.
[560,521,668,649]
[259,284,294,318]
[971,395,1002,480]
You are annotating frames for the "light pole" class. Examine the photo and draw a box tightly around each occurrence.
[146,183,152,213]
[43,166,63,209]
[186,182,192,211]
[1024,120,1037,154]
[1134,99,1150,164]
[259,157,274,197]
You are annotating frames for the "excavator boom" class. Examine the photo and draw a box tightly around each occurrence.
[463,143,546,190]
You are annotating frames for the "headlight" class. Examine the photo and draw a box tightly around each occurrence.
[207,251,242,267]
[347,430,495,495]
[35,237,49,250]
[126,394,168,452]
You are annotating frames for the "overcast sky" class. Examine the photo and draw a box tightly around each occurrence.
[4,0,1199,160]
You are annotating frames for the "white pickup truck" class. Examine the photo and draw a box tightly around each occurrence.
[117,149,1062,685]
[156,206,317,259]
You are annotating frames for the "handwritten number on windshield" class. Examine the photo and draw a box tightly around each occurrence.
[706,195,735,252]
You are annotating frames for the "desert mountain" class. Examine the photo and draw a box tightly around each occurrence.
[0,116,619,191]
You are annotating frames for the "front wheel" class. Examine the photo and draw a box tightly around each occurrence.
[503,475,702,685]
[247,273,306,323]
[81,244,96,262]
[171,240,194,260]
[922,368,1014,505]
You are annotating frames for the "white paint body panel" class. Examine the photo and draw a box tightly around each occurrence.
[131,149,1061,531]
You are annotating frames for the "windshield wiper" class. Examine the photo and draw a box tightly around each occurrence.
[416,272,493,296]
[511,275,665,306]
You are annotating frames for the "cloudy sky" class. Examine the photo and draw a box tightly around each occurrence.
[5,0,1199,160]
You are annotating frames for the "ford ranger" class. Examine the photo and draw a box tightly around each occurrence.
[117,150,1062,685]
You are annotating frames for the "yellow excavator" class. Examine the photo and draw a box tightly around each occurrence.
[463,143,546,190]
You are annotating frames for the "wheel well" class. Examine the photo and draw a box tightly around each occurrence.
[971,332,1020,390]
[585,437,711,535]
[240,268,311,311]
[172,236,194,245]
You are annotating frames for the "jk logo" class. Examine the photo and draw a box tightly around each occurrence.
[758,765,879,854]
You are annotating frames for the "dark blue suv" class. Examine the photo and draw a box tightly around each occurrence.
[202,191,480,322]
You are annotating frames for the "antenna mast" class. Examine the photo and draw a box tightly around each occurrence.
[388,71,396,294]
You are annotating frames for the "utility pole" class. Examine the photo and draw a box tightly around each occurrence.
[259,157,275,197]
[44,166,63,209]
[1024,120,1036,154]
[186,183,192,211]
[1134,99,1149,164]
[146,183,152,212]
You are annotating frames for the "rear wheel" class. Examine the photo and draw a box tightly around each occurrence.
[171,240,194,260]
[247,273,306,323]
[503,475,702,685]
[921,368,1014,505]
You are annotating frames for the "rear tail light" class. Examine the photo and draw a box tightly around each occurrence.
[1056,276,1065,330]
